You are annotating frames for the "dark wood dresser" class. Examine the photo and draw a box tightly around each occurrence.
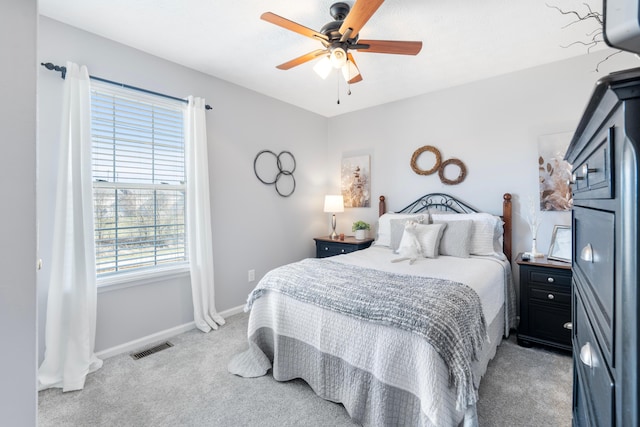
[566,67,640,426]
[313,236,374,258]
[516,253,572,351]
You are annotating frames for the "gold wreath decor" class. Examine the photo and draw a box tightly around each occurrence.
[410,145,442,175]
[438,158,467,185]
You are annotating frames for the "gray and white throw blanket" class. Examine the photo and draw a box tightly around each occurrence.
[244,258,487,409]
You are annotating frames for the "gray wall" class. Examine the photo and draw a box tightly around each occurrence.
[37,17,329,360]
[0,0,37,424]
[326,50,638,259]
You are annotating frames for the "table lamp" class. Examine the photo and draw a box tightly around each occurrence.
[323,195,344,240]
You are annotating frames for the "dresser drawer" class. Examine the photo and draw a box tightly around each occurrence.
[573,207,615,362]
[572,127,613,200]
[573,289,614,427]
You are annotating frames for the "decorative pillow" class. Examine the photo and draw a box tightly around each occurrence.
[414,223,447,258]
[431,212,505,259]
[375,213,427,247]
[433,219,473,258]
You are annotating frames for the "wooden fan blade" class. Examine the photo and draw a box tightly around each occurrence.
[355,39,423,55]
[261,12,328,43]
[346,53,363,84]
[276,49,328,70]
[339,0,384,38]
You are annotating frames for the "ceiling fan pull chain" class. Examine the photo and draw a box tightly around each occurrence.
[337,70,341,104]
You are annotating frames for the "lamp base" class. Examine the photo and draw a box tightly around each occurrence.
[330,213,338,240]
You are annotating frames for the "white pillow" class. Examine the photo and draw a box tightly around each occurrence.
[395,223,446,258]
[431,212,505,259]
[417,223,447,258]
[433,219,473,258]
[375,213,427,247]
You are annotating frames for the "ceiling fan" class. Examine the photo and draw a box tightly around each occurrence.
[261,0,423,84]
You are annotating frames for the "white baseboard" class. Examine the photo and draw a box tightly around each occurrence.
[219,304,245,318]
[96,304,246,360]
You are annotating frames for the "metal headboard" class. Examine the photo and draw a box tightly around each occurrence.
[396,193,480,214]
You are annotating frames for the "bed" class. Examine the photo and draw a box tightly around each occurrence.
[229,193,517,427]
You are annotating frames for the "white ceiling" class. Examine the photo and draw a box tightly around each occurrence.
[39,0,608,117]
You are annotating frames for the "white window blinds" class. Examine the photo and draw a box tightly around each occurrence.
[90,82,187,276]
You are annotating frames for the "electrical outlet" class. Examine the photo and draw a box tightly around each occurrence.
[248,269,255,282]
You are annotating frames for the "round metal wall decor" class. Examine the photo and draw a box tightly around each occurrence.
[438,158,467,185]
[410,145,442,175]
[254,150,297,197]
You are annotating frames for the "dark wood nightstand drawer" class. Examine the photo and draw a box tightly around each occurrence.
[314,236,374,258]
[527,302,572,347]
[529,287,571,305]
[317,242,353,257]
[528,269,571,287]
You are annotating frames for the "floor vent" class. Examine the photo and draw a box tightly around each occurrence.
[130,341,174,360]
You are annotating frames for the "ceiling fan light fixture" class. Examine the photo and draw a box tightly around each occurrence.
[313,56,333,79]
[341,60,360,82]
[330,47,347,68]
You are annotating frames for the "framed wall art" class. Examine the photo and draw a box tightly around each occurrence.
[538,132,573,211]
[341,155,370,208]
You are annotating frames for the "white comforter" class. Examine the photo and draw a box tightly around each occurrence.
[230,247,514,427]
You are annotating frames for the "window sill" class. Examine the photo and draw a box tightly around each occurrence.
[97,264,190,293]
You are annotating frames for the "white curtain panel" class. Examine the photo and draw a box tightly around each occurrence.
[38,62,103,391]
[186,96,225,332]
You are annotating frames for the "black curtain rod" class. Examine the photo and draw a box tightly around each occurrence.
[41,62,212,110]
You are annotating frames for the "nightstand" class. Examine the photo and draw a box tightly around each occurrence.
[313,236,374,258]
[516,252,572,351]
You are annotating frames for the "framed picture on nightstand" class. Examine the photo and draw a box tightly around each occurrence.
[548,225,571,262]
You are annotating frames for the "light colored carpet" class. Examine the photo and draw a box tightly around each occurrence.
[39,312,572,426]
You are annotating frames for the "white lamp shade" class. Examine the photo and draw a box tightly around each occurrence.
[341,60,360,82]
[330,48,347,68]
[324,195,344,213]
[313,56,332,80]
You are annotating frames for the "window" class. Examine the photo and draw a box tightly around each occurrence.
[90,82,187,277]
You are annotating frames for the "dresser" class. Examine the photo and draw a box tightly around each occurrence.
[516,254,572,351]
[565,67,640,426]
[313,236,374,258]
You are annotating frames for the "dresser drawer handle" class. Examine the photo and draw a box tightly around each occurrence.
[572,173,584,182]
[547,293,555,300]
[547,277,555,283]
[580,342,598,368]
[580,243,593,263]
[341,249,345,253]
[582,164,597,176]
[563,322,572,330]
[323,246,329,251]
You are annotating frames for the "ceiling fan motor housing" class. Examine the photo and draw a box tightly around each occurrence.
[322,3,359,47]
